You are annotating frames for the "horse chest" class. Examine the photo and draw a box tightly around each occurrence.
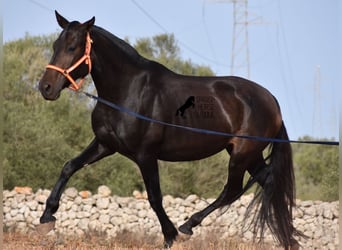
[91,107,148,151]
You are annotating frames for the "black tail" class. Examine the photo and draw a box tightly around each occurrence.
[247,122,304,248]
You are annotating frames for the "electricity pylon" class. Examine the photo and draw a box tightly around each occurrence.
[209,0,263,79]
[230,0,250,78]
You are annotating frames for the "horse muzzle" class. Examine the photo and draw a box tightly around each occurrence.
[38,80,62,101]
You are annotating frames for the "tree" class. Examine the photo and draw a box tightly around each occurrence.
[134,34,214,76]
[292,136,338,201]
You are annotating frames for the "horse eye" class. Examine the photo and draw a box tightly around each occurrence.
[68,46,76,52]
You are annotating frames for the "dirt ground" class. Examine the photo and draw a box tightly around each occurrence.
[3,230,280,250]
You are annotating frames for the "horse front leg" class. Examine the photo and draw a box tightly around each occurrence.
[37,138,114,234]
[137,155,178,248]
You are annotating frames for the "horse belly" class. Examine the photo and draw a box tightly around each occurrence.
[158,132,229,161]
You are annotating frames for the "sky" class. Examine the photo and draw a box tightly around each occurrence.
[4,0,340,141]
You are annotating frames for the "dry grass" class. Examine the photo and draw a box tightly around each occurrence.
[3,230,281,250]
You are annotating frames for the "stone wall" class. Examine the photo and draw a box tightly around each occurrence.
[3,186,339,249]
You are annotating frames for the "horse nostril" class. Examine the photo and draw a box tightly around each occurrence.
[41,82,52,94]
[39,81,55,99]
[38,80,60,100]
[45,83,51,92]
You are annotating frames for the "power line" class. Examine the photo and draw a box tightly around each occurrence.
[130,0,229,68]
[28,0,54,13]
[130,0,168,33]
[201,2,219,63]
[312,65,322,137]
[275,0,303,136]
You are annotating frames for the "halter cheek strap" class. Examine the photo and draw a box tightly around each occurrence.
[46,32,93,91]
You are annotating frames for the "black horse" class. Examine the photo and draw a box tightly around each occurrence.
[38,11,302,249]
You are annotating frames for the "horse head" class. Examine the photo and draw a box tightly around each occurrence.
[39,11,95,100]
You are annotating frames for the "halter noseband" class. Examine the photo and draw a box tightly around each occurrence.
[46,32,93,91]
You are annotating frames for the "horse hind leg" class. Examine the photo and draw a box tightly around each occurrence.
[246,153,270,189]
[179,150,253,235]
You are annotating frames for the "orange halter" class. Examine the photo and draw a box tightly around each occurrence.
[46,32,93,91]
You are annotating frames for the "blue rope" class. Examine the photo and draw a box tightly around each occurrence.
[82,91,339,146]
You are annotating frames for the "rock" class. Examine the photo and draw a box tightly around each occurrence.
[65,200,73,210]
[90,213,100,221]
[305,206,316,216]
[332,203,339,218]
[14,186,33,195]
[81,198,94,206]
[74,196,82,205]
[162,196,174,208]
[294,207,304,218]
[77,211,91,219]
[116,197,132,205]
[133,190,146,199]
[195,200,207,210]
[78,218,90,230]
[4,190,16,199]
[10,209,18,217]
[27,200,38,210]
[64,187,78,199]
[185,194,198,203]
[3,206,11,214]
[301,200,314,207]
[108,202,119,210]
[138,209,147,218]
[137,201,148,210]
[68,211,77,220]
[15,213,25,222]
[99,214,110,224]
[201,217,213,226]
[178,205,185,213]
[228,225,238,236]
[98,185,111,197]
[323,208,333,219]
[142,191,148,199]
[240,193,253,207]
[35,194,47,204]
[79,190,92,199]
[88,220,101,231]
[243,230,254,240]
[82,204,92,212]
[96,197,110,209]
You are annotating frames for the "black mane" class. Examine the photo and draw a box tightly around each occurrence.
[92,25,149,65]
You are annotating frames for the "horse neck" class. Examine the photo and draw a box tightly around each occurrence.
[90,29,146,100]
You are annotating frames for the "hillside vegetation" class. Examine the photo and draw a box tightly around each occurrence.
[3,33,338,201]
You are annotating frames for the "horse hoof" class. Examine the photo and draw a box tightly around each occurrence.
[163,240,173,249]
[36,221,55,235]
[178,223,193,235]
[290,242,300,250]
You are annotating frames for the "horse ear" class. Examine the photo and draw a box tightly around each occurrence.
[55,11,69,29]
[83,16,95,31]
